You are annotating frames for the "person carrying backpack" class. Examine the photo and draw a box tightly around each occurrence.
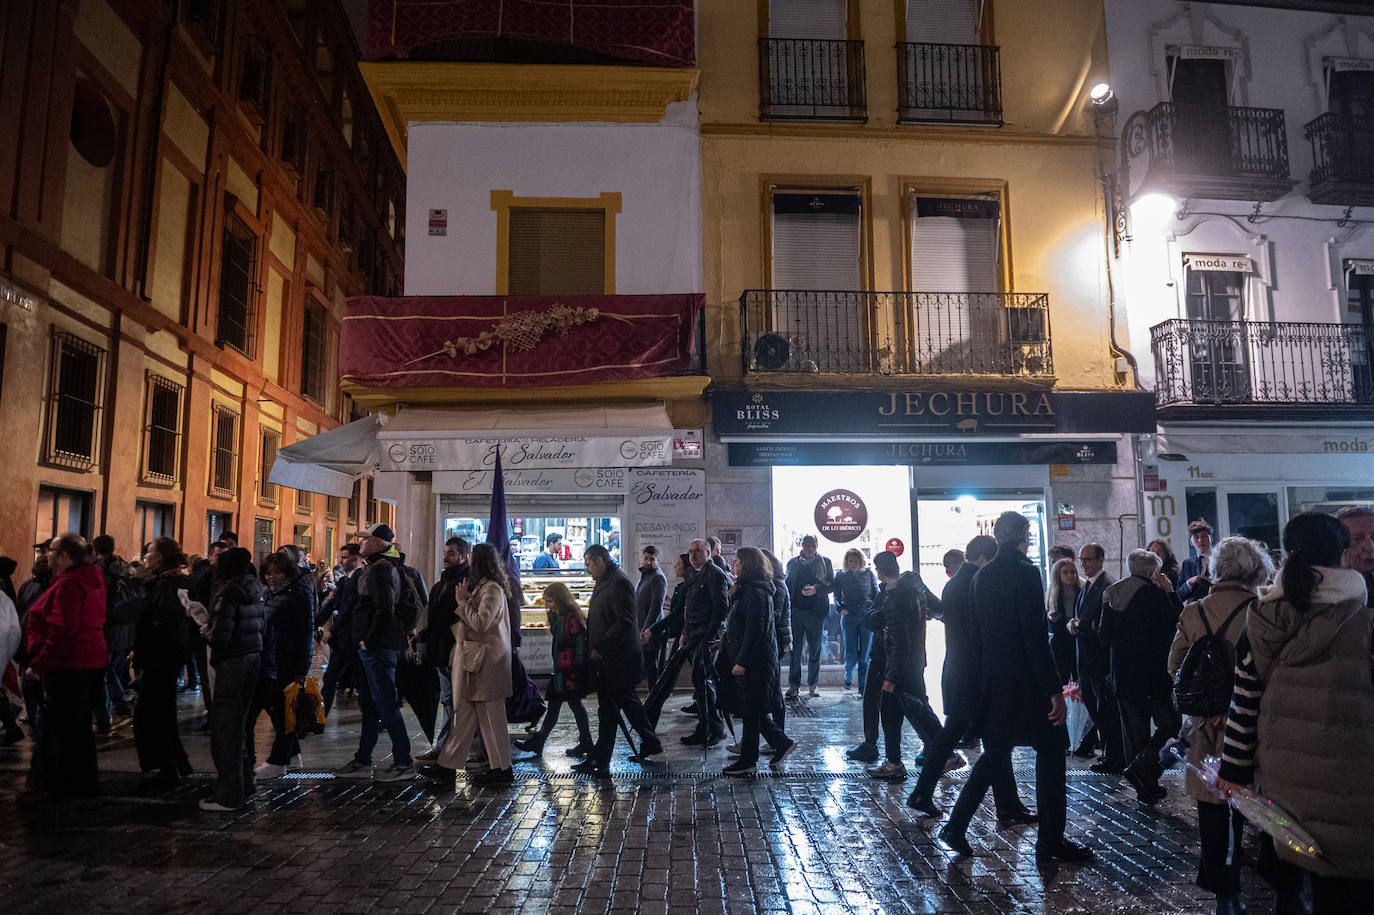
[1167,536,1272,915]
[92,535,137,733]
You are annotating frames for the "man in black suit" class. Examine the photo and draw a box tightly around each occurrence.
[575,545,663,776]
[1069,542,1125,774]
[1176,519,1215,602]
[938,512,1093,864]
[681,539,731,745]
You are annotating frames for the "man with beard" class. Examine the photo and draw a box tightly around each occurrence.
[416,537,469,761]
[785,535,833,699]
[635,546,668,683]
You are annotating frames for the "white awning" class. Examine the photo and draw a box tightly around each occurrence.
[269,405,674,496]
[267,414,387,498]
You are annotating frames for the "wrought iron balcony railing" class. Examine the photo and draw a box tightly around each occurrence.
[1151,318,1374,407]
[1305,112,1374,206]
[896,42,1002,126]
[758,38,866,121]
[1147,101,1290,180]
[741,290,1052,376]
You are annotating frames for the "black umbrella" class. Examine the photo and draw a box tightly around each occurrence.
[643,644,691,727]
[396,657,440,744]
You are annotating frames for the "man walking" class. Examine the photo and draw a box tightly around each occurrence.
[574,545,661,776]
[416,537,469,761]
[939,511,1093,864]
[334,523,413,782]
[1101,549,1182,805]
[635,546,667,684]
[786,535,833,698]
[680,539,730,746]
[319,543,362,714]
[1070,542,1125,773]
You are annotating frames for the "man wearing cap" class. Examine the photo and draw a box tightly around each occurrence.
[334,523,413,782]
[533,534,562,570]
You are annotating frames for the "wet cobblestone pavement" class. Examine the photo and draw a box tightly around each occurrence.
[1,687,1273,914]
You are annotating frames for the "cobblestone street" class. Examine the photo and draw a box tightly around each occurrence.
[1,688,1271,914]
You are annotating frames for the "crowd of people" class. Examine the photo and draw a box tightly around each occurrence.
[4,507,1374,910]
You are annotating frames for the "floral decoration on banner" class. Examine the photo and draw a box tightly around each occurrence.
[404,304,627,365]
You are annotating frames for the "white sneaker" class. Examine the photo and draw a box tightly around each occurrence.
[808,686,820,698]
[287,754,303,770]
[254,762,286,779]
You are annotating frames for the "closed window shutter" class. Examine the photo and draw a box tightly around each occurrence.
[507,208,606,295]
[770,0,848,38]
[906,0,980,44]
[772,195,861,288]
[909,200,999,292]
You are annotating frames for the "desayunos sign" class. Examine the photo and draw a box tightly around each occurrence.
[378,435,672,471]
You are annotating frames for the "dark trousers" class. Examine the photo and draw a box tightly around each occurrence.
[948,728,1068,848]
[321,648,353,715]
[788,614,824,688]
[861,669,883,746]
[536,693,593,748]
[34,669,102,799]
[250,677,300,766]
[690,642,723,738]
[878,687,942,763]
[0,689,19,733]
[593,685,656,765]
[1119,694,1180,776]
[912,715,1021,811]
[210,653,261,808]
[1080,672,1125,764]
[737,679,788,766]
[190,628,211,706]
[1196,800,1244,898]
[1267,842,1374,913]
[99,643,131,723]
[134,665,190,776]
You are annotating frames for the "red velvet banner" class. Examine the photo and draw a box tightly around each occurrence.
[339,293,704,389]
[367,1,695,67]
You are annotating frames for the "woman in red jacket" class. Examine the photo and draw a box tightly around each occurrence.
[23,532,107,800]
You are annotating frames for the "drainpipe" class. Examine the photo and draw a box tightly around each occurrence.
[1099,169,1142,391]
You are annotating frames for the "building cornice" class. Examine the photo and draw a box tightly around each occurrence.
[360,62,701,170]
[700,122,1107,148]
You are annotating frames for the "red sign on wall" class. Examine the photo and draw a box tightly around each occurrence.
[885,538,905,557]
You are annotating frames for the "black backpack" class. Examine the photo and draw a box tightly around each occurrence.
[1172,596,1254,717]
[392,561,427,632]
[108,573,148,627]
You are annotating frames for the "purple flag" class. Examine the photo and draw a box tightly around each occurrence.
[485,445,525,613]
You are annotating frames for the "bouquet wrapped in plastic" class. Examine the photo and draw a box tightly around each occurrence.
[1191,755,1325,863]
[1063,680,1091,750]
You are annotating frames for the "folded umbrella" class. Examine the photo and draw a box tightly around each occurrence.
[643,644,690,727]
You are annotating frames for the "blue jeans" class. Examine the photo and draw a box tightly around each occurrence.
[435,666,453,749]
[357,649,412,767]
[841,613,872,688]
[100,643,132,723]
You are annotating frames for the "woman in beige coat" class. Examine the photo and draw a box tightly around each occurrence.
[1167,536,1271,914]
[420,543,514,788]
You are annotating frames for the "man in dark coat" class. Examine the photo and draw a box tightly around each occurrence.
[415,536,469,761]
[907,535,1033,823]
[1070,542,1125,773]
[575,545,662,775]
[635,546,668,683]
[680,539,731,745]
[320,544,362,714]
[785,535,833,698]
[1177,519,1216,602]
[939,511,1093,864]
[1100,549,1182,805]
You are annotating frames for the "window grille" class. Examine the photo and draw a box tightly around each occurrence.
[280,104,306,174]
[260,429,279,504]
[239,35,272,118]
[217,212,258,357]
[183,0,224,48]
[302,299,328,404]
[144,374,184,483]
[314,162,334,219]
[347,479,361,524]
[210,405,239,497]
[297,488,313,514]
[45,331,107,470]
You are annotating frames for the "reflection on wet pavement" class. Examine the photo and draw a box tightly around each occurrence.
[1,688,1271,913]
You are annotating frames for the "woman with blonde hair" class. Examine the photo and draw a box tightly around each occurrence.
[515,583,594,757]
[832,548,877,692]
[1046,558,1080,686]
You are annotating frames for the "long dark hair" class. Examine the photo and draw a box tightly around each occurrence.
[735,546,770,581]
[469,542,514,601]
[1280,512,1349,612]
[760,547,786,582]
[1146,538,1180,576]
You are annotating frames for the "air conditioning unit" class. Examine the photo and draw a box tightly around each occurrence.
[1005,307,1047,374]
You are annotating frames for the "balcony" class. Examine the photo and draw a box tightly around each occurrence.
[740,290,1052,377]
[896,42,1002,126]
[1131,102,1295,202]
[1305,113,1374,206]
[758,38,866,121]
[1151,319,1374,415]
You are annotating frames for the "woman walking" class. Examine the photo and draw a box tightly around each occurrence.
[422,543,514,788]
[201,548,265,811]
[722,547,795,777]
[23,533,106,801]
[133,536,193,790]
[252,552,316,778]
[1168,537,1271,915]
[1046,557,1080,686]
[514,583,593,757]
[1217,513,1374,914]
[833,549,878,693]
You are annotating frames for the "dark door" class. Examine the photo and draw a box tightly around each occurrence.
[1171,58,1230,174]
[1347,272,1374,401]
[1185,268,1251,402]
[1329,70,1374,180]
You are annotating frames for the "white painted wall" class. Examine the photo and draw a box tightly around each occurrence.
[403,98,702,296]
[1103,1,1374,386]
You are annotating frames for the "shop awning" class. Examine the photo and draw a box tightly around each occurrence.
[269,405,674,496]
[267,414,387,498]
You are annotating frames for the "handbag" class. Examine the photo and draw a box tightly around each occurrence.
[459,640,486,673]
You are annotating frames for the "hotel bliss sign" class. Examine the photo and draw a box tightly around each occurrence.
[713,389,1156,467]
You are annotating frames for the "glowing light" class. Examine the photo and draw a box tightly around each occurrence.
[1089,82,1113,103]
[1129,192,1179,232]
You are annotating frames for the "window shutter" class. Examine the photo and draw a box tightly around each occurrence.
[771,194,862,288]
[906,0,980,44]
[507,208,606,295]
[770,0,848,39]
[909,198,999,292]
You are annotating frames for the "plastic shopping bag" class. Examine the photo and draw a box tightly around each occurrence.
[1063,680,1092,751]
